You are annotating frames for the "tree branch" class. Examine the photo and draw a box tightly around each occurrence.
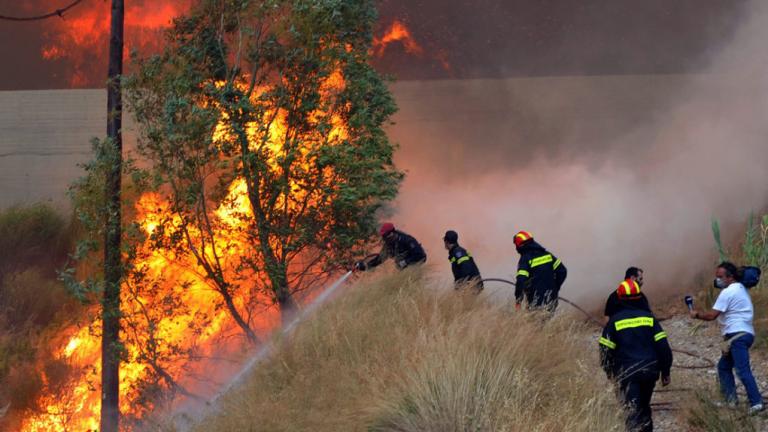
[0,0,86,22]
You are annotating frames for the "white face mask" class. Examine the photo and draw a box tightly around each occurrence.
[714,277,729,289]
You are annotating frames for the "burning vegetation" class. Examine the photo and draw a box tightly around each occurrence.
[11,0,403,430]
[373,20,424,57]
[34,0,191,87]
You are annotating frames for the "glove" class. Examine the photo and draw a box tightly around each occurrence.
[398,260,407,269]
[354,261,366,272]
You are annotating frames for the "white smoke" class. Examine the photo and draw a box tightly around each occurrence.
[388,0,768,308]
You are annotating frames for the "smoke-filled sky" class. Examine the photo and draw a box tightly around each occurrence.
[390,0,768,307]
[0,0,751,89]
[1,0,767,309]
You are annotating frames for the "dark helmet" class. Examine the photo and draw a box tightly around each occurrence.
[443,230,458,243]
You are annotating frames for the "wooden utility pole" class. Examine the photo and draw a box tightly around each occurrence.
[101,0,124,430]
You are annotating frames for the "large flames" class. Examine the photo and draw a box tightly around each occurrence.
[30,0,192,87]
[20,70,348,430]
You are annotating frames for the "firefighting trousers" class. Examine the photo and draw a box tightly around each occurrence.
[619,373,657,432]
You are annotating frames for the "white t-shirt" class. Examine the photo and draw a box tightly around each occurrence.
[713,282,755,336]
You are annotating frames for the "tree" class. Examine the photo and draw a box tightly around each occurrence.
[126,0,402,332]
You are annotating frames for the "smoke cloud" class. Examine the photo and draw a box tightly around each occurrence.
[387,0,768,308]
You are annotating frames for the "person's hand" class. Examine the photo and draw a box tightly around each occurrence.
[354,261,366,272]
[515,303,522,311]
[661,375,671,387]
[689,310,698,319]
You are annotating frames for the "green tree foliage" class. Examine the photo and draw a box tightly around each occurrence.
[125,0,402,331]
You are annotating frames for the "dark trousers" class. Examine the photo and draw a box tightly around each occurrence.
[619,374,657,432]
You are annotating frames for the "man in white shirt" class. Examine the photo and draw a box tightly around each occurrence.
[690,262,764,414]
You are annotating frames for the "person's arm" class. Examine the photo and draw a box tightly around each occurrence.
[515,257,530,305]
[553,256,567,288]
[690,290,727,321]
[652,319,673,385]
[599,323,618,379]
[454,251,474,281]
[603,292,616,324]
[365,244,390,269]
[690,309,721,321]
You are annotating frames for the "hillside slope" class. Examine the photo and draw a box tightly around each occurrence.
[179,269,624,432]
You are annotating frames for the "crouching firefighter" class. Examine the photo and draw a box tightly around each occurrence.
[513,231,567,311]
[355,223,427,271]
[443,230,483,292]
[599,279,672,432]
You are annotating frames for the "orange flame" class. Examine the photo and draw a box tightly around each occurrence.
[373,20,424,57]
[20,72,349,431]
[33,0,192,87]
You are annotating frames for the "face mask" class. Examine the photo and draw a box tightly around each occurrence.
[714,278,728,289]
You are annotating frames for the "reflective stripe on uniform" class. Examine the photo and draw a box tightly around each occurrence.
[449,252,472,264]
[517,269,530,278]
[599,337,617,349]
[529,254,553,268]
[614,317,654,331]
[654,331,667,342]
[553,258,562,269]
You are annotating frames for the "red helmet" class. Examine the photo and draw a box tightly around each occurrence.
[513,230,533,248]
[617,279,642,299]
[379,222,395,237]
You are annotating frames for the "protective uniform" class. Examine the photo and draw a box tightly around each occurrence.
[448,244,483,290]
[599,279,672,432]
[513,231,566,310]
[361,224,426,270]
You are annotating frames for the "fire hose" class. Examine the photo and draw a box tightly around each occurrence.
[480,278,715,370]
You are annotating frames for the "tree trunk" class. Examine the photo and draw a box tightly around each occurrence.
[101,1,124,431]
[276,282,297,324]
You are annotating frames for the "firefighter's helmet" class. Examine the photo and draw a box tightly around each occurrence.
[513,230,534,248]
[380,222,395,237]
[617,279,642,299]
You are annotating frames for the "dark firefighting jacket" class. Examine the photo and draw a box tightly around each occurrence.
[599,305,673,380]
[514,241,567,306]
[367,230,427,270]
[448,245,482,286]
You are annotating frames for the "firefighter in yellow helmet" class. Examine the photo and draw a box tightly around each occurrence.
[513,231,567,311]
[599,279,672,432]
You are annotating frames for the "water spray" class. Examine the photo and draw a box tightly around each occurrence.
[179,270,354,430]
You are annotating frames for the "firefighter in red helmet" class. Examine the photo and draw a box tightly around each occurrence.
[355,223,427,271]
[513,231,567,311]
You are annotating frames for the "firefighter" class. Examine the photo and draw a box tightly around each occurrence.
[604,266,652,324]
[355,223,426,271]
[600,279,672,432]
[513,231,566,311]
[443,230,483,292]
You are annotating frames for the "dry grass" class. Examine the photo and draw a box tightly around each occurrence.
[684,392,758,432]
[186,269,624,432]
[0,203,80,430]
